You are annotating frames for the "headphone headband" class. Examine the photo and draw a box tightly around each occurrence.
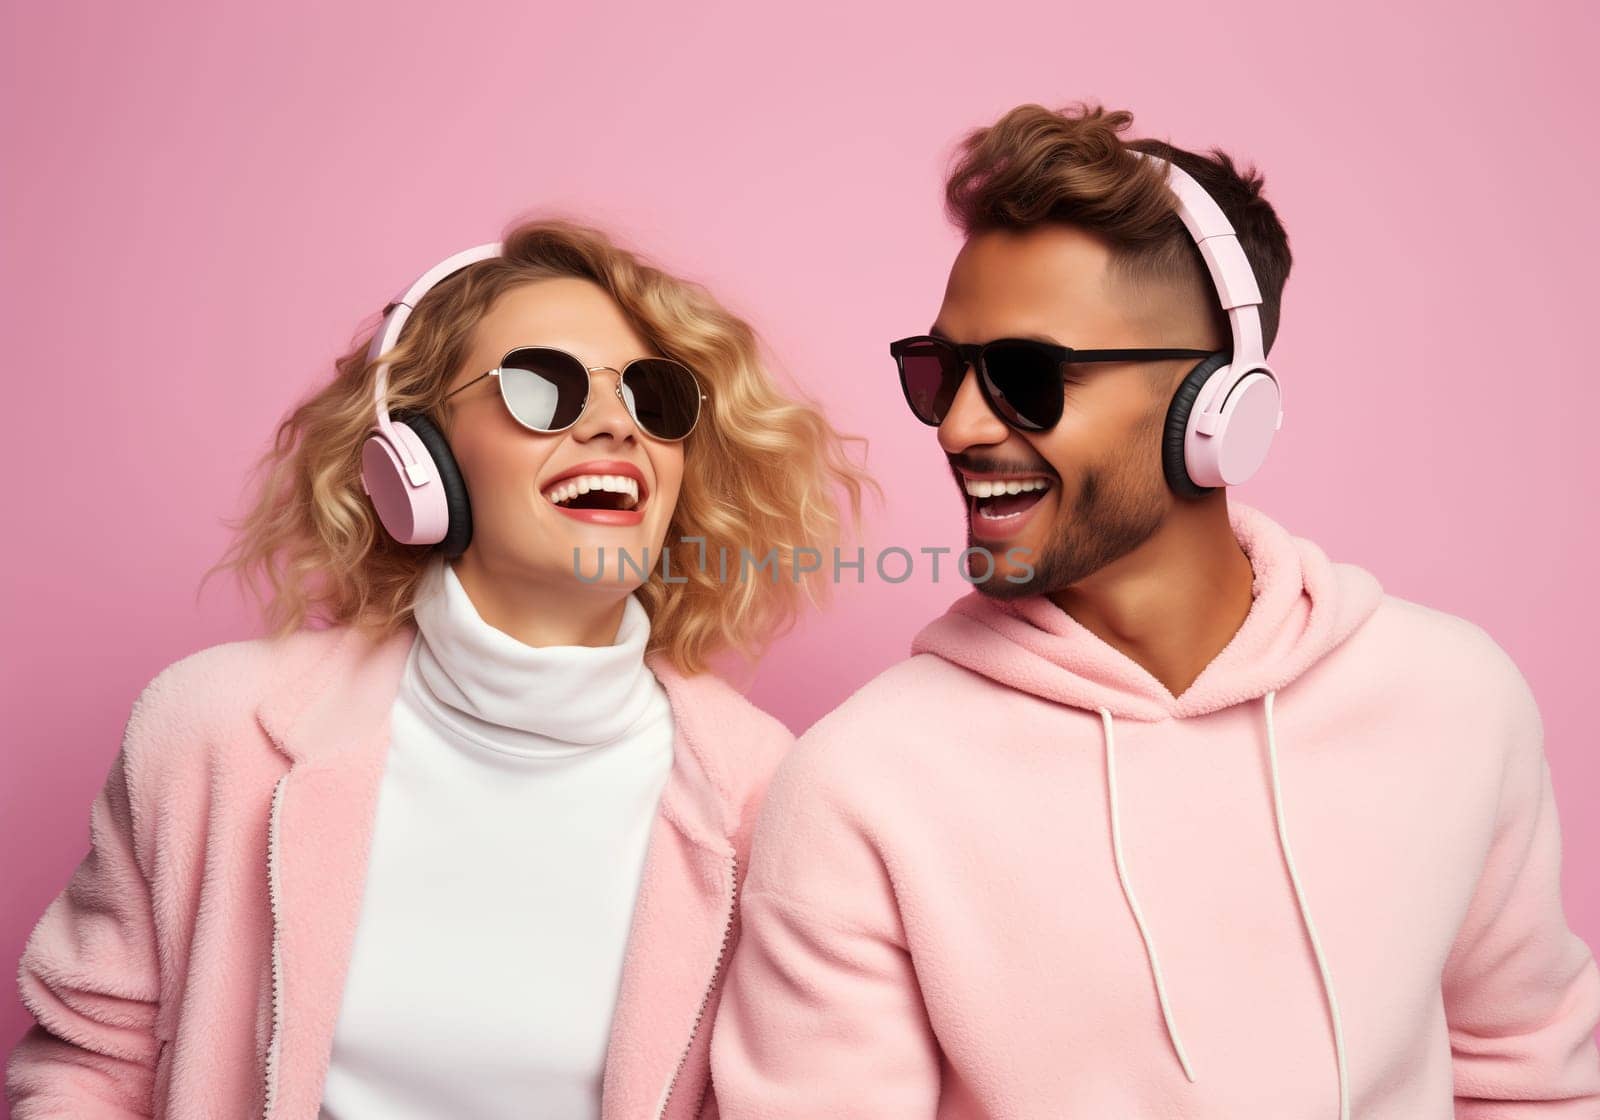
[367,241,503,388]
[366,241,502,480]
[1132,150,1268,374]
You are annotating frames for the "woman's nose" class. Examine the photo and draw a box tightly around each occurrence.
[570,367,637,442]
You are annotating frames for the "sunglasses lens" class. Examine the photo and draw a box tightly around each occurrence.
[896,340,962,425]
[980,340,1062,431]
[498,347,590,431]
[620,358,702,440]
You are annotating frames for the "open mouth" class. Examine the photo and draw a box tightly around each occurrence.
[542,474,645,512]
[963,475,1053,523]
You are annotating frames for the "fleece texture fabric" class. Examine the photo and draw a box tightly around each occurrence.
[710,500,1600,1118]
[7,612,789,1120]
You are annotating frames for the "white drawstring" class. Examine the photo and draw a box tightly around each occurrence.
[1263,689,1351,1120]
[1099,696,1351,1117]
[1100,706,1197,1083]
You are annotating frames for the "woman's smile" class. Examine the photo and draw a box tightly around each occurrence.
[540,458,650,526]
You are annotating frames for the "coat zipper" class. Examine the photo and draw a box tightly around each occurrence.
[655,851,740,1120]
[262,772,290,1120]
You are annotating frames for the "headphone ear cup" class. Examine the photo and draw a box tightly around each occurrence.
[1163,352,1230,500]
[394,411,473,558]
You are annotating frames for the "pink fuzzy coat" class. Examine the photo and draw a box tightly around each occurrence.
[7,619,789,1119]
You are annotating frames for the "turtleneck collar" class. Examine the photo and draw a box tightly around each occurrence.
[404,555,660,753]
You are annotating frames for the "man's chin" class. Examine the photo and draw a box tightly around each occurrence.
[962,534,1045,600]
[971,572,1042,601]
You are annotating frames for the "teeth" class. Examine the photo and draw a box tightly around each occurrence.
[963,477,1051,498]
[543,473,641,508]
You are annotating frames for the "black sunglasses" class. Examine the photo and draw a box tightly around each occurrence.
[444,345,708,442]
[889,335,1212,432]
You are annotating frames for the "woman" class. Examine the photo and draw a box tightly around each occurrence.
[5,218,870,1119]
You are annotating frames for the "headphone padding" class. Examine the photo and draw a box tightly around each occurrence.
[395,411,473,557]
[1163,352,1230,500]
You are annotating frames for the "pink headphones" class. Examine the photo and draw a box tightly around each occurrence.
[358,160,1274,552]
[1135,152,1284,497]
[359,241,502,557]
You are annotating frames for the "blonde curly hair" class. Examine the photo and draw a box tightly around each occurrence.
[202,215,876,675]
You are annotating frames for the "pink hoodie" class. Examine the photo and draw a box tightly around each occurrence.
[6,618,788,1119]
[710,501,1600,1118]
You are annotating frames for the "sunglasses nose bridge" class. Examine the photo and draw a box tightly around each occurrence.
[948,343,989,403]
[541,357,698,441]
[576,364,666,443]
[575,366,631,419]
[936,364,1011,455]
[571,363,622,404]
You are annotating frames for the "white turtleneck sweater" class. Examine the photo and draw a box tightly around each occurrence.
[318,556,675,1120]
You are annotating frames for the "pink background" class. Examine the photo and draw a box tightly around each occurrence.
[4,0,1598,1069]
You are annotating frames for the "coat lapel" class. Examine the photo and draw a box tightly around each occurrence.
[250,626,743,1120]
[601,652,742,1120]
[599,805,737,1119]
[254,622,418,1118]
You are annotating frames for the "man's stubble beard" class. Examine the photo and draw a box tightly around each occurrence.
[974,403,1170,601]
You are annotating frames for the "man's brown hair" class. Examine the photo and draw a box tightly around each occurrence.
[944,102,1292,354]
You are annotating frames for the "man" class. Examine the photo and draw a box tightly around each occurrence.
[708,102,1600,1117]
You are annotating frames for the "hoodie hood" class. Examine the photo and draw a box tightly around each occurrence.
[910,501,1384,722]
